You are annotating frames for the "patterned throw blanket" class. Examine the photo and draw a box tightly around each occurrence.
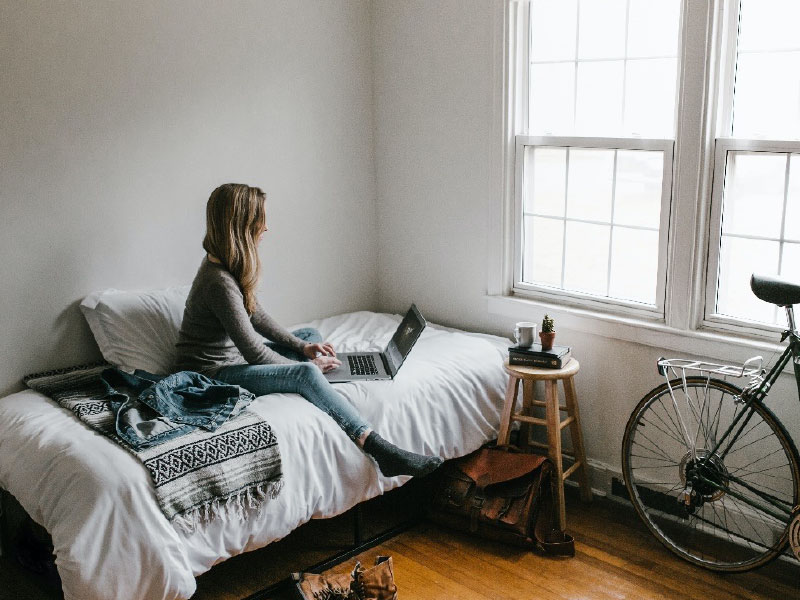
[24,364,283,531]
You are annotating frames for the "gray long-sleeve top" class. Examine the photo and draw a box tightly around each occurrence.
[173,257,307,376]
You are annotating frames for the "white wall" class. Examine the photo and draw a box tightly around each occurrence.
[0,0,378,397]
[372,0,499,333]
[371,0,800,491]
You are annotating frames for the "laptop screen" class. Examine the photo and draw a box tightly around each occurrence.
[386,304,426,372]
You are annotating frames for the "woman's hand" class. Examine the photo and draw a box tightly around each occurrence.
[303,342,336,360]
[312,355,342,373]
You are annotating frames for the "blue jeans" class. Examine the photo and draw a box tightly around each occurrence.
[215,328,371,443]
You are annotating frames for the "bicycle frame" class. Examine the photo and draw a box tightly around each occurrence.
[689,312,800,523]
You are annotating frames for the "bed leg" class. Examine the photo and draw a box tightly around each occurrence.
[0,488,6,557]
[353,504,363,546]
[0,489,6,556]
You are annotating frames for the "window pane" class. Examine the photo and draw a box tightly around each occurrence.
[732,1,800,139]
[578,0,626,60]
[525,146,566,217]
[614,150,663,229]
[530,0,577,62]
[575,61,624,136]
[563,221,610,295]
[609,227,658,304]
[738,0,800,54]
[567,148,614,222]
[528,0,679,139]
[523,216,564,287]
[784,155,800,241]
[627,0,681,58]
[721,152,785,239]
[530,63,575,135]
[716,236,779,323]
[623,58,677,137]
[781,242,800,283]
[732,52,800,139]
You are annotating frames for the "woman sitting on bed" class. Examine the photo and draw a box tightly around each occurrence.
[174,183,442,478]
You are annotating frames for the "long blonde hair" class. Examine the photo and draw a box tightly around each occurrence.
[203,183,266,315]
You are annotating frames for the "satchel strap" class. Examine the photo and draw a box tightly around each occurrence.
[533,533,576,556]
[532,462,575,557]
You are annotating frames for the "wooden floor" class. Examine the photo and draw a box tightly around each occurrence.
[289,496,799,600]
[2,492,798,599]
[307,502,798,600]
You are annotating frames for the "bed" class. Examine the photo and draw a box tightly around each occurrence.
[0,293,511,600]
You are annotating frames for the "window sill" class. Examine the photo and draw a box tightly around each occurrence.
[486,294,785,367]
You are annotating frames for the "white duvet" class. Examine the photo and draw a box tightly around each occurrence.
[0,311,510,600]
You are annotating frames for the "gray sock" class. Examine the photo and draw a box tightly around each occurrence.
[362,432,443,477]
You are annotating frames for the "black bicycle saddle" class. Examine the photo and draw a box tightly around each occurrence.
[750,274,800,306]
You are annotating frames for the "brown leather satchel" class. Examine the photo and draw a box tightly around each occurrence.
[428,445,574,556]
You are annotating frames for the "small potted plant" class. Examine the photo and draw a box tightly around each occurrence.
[540,314,556,351]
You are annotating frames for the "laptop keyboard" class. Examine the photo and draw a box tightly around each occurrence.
[348,354,379,376]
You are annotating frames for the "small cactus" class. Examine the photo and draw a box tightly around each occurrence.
[541,314,555,333]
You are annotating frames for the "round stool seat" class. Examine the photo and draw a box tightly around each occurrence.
[504,358,579,380]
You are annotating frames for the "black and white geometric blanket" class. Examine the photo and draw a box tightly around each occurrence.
[24,364,283,531]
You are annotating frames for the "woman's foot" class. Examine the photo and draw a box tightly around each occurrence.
[362,432,443,477]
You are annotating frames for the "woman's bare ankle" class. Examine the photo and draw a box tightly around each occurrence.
[357,428,373,448]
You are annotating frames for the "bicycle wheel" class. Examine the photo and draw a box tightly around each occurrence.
[622,376,800,572]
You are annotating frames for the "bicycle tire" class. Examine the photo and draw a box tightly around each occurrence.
[622,376,800,572]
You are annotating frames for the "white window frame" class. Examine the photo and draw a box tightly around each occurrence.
[703,138,800,336]
[492,0,741,350]
[513,135,675,318]
[698,0,800,337]
[501,0,689,322]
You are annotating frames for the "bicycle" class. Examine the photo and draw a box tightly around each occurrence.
[622,274,800,573]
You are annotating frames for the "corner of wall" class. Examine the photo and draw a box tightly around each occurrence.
[368,0,386,314]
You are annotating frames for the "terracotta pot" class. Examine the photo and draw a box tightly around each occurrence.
[539,331,555,351]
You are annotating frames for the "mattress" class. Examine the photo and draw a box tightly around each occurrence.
[0,311,510,600]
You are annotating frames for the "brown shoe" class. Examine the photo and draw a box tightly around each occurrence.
[292,569,357,600]
[351,556,398,600]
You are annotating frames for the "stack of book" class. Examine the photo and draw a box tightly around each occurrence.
[508,343,571,369]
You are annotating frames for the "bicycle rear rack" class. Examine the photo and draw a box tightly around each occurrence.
[657,356,764,380]
[657,356,766,401]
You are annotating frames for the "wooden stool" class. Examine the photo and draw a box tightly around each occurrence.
[498,358,592,530]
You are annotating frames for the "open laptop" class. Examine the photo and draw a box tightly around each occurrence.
[324,304,426,383]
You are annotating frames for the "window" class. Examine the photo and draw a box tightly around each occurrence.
[504,0,800,338]
[705,0,800,332]
[513,0,681,315]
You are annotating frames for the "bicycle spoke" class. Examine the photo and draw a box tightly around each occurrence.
[734,446,787,472]
[629,453,679,465]
[725,419,769,455]
[649,399,689,447]
[697,501,774,553]
[730,463,792,479]
[724,493,778,549]
[710,388,725,447]
[640,414,686,447]
[693,385,714,450]
[633,429,680,463]
[725,472,794,511]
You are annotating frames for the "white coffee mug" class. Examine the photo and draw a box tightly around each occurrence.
[514,321,537,348]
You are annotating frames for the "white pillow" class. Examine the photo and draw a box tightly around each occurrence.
[80,286,191,374]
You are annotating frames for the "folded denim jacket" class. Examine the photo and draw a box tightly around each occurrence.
[99,368,255,450]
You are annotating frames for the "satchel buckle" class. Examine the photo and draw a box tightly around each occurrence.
[470,494,486,533]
